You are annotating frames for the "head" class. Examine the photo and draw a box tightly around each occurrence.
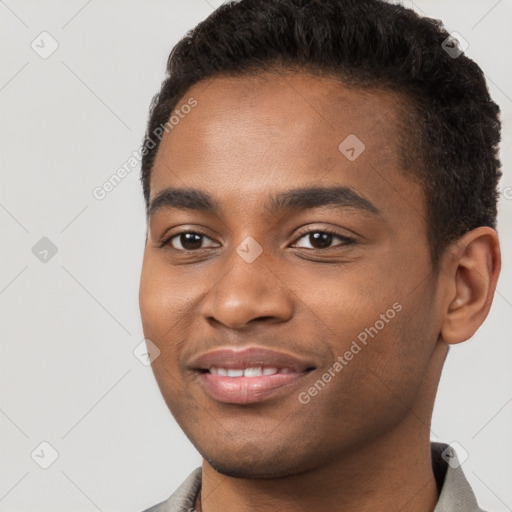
[138,0,501,478]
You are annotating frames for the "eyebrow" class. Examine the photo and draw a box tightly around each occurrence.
[148,185,380,217]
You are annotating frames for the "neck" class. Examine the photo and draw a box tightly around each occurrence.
[199,340,448,512]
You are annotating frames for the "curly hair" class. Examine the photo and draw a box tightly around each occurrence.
[140,0,502,269]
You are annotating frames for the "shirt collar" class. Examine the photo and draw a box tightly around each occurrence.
[144,442,485,511]
[431,442,485,512]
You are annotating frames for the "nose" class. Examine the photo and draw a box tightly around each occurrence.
[200,248,294,330]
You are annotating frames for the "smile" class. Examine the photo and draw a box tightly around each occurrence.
[189,346,316,404]
[208,366,293,377]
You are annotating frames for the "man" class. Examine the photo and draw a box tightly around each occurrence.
[138,0,502,510]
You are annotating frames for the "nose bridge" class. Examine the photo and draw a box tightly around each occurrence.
[201,241,294,329]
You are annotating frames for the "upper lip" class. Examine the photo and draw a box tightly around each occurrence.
[188,346,316,373]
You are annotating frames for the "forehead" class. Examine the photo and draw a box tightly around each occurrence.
[149,71,424,222]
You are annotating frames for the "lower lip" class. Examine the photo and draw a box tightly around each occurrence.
[199,371,309,404]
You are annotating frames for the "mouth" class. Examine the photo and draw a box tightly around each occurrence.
[208,366,295,376]
[189,347,316,404]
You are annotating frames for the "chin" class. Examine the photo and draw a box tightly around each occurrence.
[198,440,319,480]
[204,454,300,479]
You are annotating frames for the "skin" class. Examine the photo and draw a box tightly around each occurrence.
[139,71,501,512]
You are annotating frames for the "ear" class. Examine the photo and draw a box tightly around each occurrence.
[440,227,501,345]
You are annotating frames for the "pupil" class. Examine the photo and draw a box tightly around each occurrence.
[181,233,202,250]
[310,232,332,249]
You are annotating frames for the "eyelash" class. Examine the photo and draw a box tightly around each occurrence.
[294,227,356,249]
[159,228,356,251]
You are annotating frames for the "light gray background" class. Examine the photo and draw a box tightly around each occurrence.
[1,1,511,511]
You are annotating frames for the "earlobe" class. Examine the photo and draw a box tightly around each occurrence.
[440,227,501,345]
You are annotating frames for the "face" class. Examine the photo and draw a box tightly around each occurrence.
[139,72,445,478]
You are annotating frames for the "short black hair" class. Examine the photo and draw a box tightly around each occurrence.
[140,0,502,269]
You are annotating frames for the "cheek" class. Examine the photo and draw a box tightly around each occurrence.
[314,319,427,444]
[139,257,206,374]
[139,255,185,329]
[301,262,399,339]
[139,252,159,326]
[139,262,184,374]
[303,259,431,400]
[139,262,193,406]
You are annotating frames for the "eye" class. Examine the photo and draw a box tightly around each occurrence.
[292,229,355,250]
[159,228,355,252]
[160,231,219,251]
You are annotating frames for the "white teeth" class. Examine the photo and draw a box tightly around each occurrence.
[244,367,263,377]
[208,366,284,377]
[226,369,244,377]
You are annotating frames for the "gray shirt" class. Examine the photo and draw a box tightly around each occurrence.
[142,442,486,512]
